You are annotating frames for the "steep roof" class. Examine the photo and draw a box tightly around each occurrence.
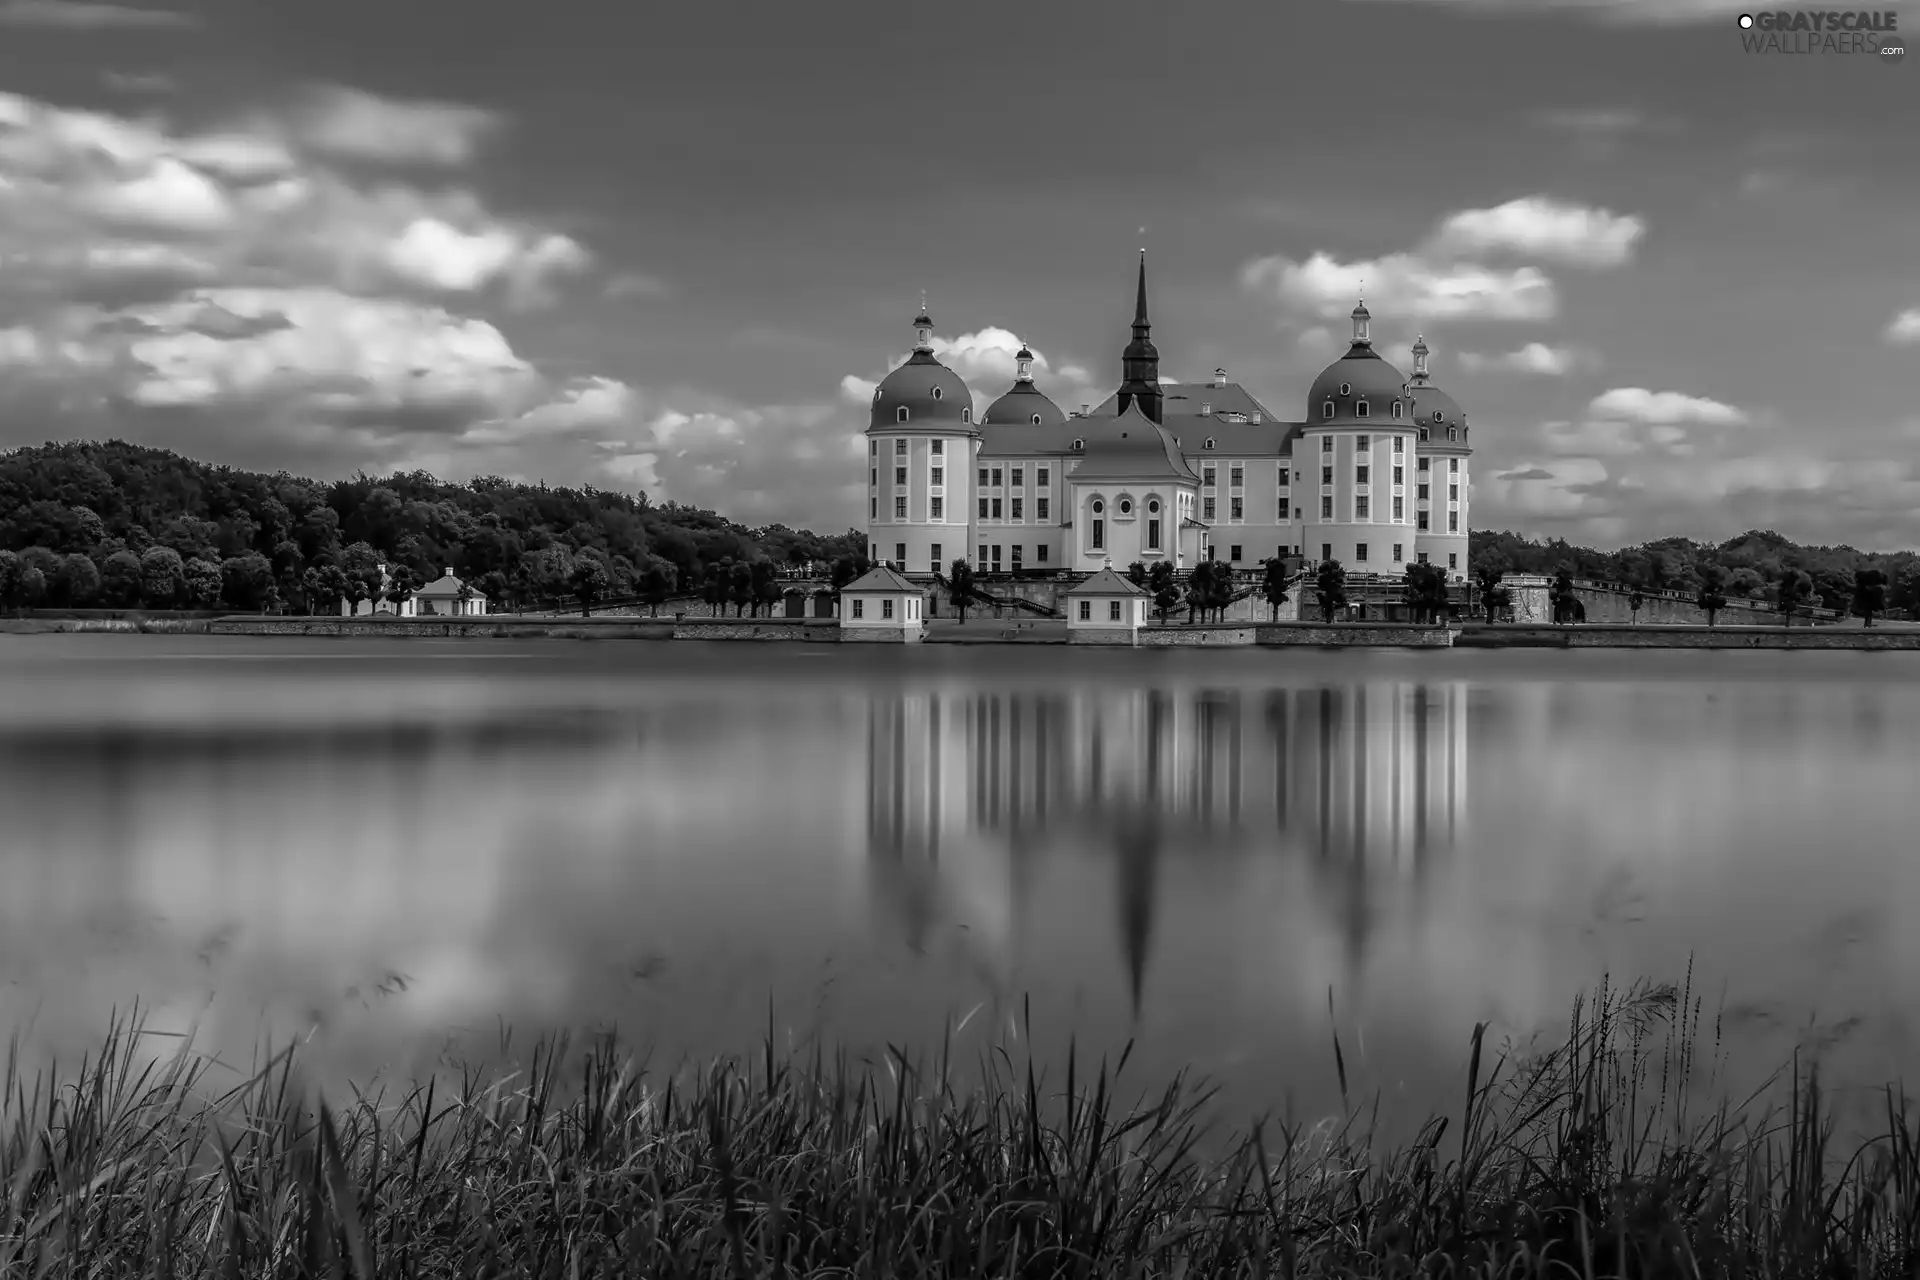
[843,565,921,593]
[1065,566,1150,597]
[415,570,484,599]
[1061,403,1200,483]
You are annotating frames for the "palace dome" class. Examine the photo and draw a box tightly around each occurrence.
[869,349,974,430]
[1307,344,1409,421]
[1407,383,1466,432]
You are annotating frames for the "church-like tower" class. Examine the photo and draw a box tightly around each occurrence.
[1113,251,1162,424]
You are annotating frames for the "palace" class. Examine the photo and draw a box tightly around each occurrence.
[862,254,1474,581]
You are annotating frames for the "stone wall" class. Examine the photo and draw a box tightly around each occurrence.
[842,626,924,643]
[1458,624,1920,650]
[1254,623,1455,648]
[670,620,841,641]
[1138,626,1257,647]
[209,617,674,639]
[1492,577,1816,628]
[1068,626,1139,646]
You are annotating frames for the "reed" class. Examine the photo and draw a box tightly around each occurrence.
[2,973,1916,1278]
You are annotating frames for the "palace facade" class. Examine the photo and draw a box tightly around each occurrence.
[862,255,1474,580]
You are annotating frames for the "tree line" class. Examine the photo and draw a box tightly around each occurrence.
[0,441,863,615]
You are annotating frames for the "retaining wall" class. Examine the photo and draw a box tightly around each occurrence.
[1457,624,1920,650]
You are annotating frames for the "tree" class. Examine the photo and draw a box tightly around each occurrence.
[1259,557,1290,622]
[1314,561,1347,623]
[139,546,186,609]
[1853,567,1888,627]
[1775,568,1812,626]
[1127,561,1149,589]
[1696,565,1728,628]
[339,542,385,615]
[384,565,419,614]
[0,550,17,612]
[15,566,46,608]
[1486,582,1512,621]
[1473,565,1505,623]
[100,550,144,607]
[569,555,611,616]
[184,558,224,609]
[1183,561,1218,624]
[704,557,732,615]
[727,559,754,617]
[1401,561,1450,624]
[947,558,976,623]
[639,559,676,616]
[1206,563,1235,622]
[1147,561,1180,622]
[749,559,781,617]
[1628,589,1645,624]
[221,553,276,611]
[55,553,100,607]
[1548,566,1579,625]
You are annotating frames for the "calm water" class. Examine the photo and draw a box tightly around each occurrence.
[3,634,1918,1135]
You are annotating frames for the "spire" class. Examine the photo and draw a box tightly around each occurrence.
[1116,249,1162,423]
[1411,333,1430,384]
[1351,296,1372,347]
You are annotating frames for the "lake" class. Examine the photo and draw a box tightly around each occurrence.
[2,634,1917,1138]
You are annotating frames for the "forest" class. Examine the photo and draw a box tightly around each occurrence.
[0,441,862,614]
[0,439,1915,615]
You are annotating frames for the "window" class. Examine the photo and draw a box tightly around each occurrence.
[1119,498,1132,515]
[1229,544,1243,562]
[1072,438,1085,450]
[1148,499,1160,513]
[1203,497,1216,521]
[1108,600,1122,621]
[1011,497,1023,519]
[894,543,905,564]
[895,439,907,455]
[1357,435,1369,452]
[870,498,876,518]
[1356,496,1370,519]
[1433,410,1444,421]
[1448,553,1458,570]
[1203,466,1217,487]
[978,467,989,486]
[1277,502,1287,522]
[1449,484,1459,501]
[978,543,987,564]
[894,497,907,518]
[1356,465,1370,485]
[931,387,943,401]
[1031,414,1042,425]
[1392,465,1403,485]
[1418,483,1430,500]
[870,441,877,456]
[895,466,907,484]
[930,544,942,571]
[1321,543,1332,561]
[1419,457,1431,473]
[1321,496,1333,519]
[1417,551,1429,564]
[1078,600,1091,621]
[1322,436,1333,454]
[1036,497,1049,520]
[1092,499,1104,514]
[931,497,944,519]
[1036,545,1049,563]
[1418,512,1430,530]
[883,599,895,618]
[1276,468,1288,490]
[991,498,1002,518]
[852,599,865,618]
[1147,518,1161,548]
[1295,507,1303,519]
[931,440,943,455]
[1391,401,1403,419]
[897,407,909,422]
[1321,466,1333,485]
[1355,543,1369,563]
[991,545,1002,571]
[1448,427,1458,442]
[1229,465,1244,487]
[1230,497,1243,520]
[1011,467,1023,486]
[1449,511,1459,532]
[1011,545,1023,567]
[991,468,1003,486]
[1393,495,1404,519]
[1393,542,1403,561]
[1356,400,1370,417]
[1339,382,1351,396]
[1449,458,1460,474]
[1205,438,1216,450]
[978,498,988,518]
[1322,401,1334,419]
[870,468,876,486]
[1037,467,1050,487]
[1393,436,1404,455]
[1419,428,1430,442]
[962,407,971,423]
[1092,519,1104,549]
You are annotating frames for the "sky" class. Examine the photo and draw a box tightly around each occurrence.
[0,0,1916,549]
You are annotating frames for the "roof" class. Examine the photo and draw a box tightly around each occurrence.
[1055,403,1200,483]
[868,350,975,432]
[1065,566,1150,597]
[414,571,485,599]
[843,565,921,593]
[1306,343,1410,421]
[982,380,1066,427]
[1407,382,1466,430]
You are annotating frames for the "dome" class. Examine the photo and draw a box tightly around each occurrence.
[983,381,1065,427]
[1408,383,1467,433]
[869,350,975,431]
[1306,343,1409,422]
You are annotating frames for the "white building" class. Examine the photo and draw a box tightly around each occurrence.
[1064,565,1151,644]
[862,255,1474,582]
[413,567,487,617]
[839,564,927,642]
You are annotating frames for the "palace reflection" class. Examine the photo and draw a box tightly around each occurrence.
[864,682,1470,1011]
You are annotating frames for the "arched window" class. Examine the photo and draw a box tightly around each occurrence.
[872,387,881,403]
[1322,401,1334,419]
[897,406,909,422]
[1204,438,1216,449]
[961,406,970,423]
[1356,401,1370,418]
[1391,401,1402,419]
[931,387,943,400]
[1072,438,1085,450]
[1030,413,1042,425]
[1339,383,1351,396]
[1448,427,1458,441]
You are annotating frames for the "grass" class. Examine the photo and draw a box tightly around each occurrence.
[3,973,1918,1277]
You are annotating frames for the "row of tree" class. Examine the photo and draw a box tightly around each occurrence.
[0,441,863,615]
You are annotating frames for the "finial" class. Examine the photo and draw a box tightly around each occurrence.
[920,289,927,313]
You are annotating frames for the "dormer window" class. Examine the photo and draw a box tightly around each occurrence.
[872,387,881,403]
[1391,401,1403,419]
[1204,438,1216,449]
[961,407,971,423]
[1419,428,1429,442]
[1072,438,1085,450]
[1322,401,1334,419]
[1339,383,1351,396]
[897,407,909,422]
[1356,401,1370,418]
[1448,427,1458,441]
[1031,413,1042,425]
[1433,410,1444,421]
[931,387,942,400]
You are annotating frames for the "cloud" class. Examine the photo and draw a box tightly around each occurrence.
[1495,466,1556,481]
[1529,107,1660,137]
[1341,0,1752,26]
[1241,195,1643,325]
[1427,196,1646,268]
[840,326,1103,420]
[1884,309,1920,344]
[1587,387,1747,426]
[102,71,178,93]
[285,85,502,168]
[0,0,195,28]
[1458,342,1593,376]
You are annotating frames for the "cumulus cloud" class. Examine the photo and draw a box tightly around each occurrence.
[1240,195,1643,326]
[1884,309,1920,344]
[284,85,502,168]
[0,0,194,28]
[1341,0,1752,25]
[1458,342,1592,376]
[1587,387,1747,426]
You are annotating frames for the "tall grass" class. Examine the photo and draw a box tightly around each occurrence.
[3,975,1918,1277]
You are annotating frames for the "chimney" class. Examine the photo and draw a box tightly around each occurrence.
[1214,367,1227,386]
[1251,412,1263,424]
[1201,402,1212,416]
[1080,404,1091,416]
[445,566,454,578]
